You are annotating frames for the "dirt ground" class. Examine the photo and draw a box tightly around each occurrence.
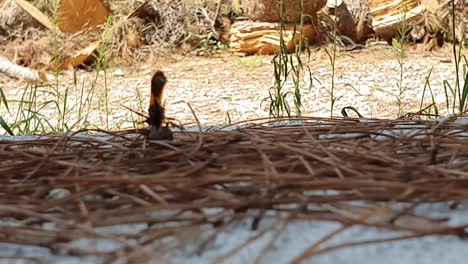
[0,45,467,132]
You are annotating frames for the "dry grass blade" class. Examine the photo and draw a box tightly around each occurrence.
[289,224,352,264]
[310,224,468,258]
[215,223,275,264]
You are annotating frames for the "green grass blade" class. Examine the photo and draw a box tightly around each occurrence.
[0,117,14,135]
[341,106,364,118]
[0,89,11,114]
[460,72,468,112]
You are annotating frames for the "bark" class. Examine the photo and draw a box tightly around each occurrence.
[0,55,48,82]
[323,0,373,43]
[229,20,320,55]
[238,0,327,23]
[432,0,467,43]
[57,0,110,33]
[0,0,42,35]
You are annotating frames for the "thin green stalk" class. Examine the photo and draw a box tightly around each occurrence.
[265,0,310,118]
[450,0,460,113]
[391,12,409,117]
[419,67,438,117]
[324,0,338,117]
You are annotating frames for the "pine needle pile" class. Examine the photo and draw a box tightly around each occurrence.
[1,117,468,262]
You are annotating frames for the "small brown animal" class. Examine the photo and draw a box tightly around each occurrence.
[147,71,173,140]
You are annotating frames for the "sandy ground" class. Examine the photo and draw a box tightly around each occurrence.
[0,45,466,133]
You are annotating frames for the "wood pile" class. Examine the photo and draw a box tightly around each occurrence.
[339,0,374,42]
[0,0,226,78]
[367,0,466,47]
[229,0,326,55]
[56,0,110,33]
[229,0,432,55]
[322,0,374,43]
[329,0,465,47]
[369,0,426,40]
[0,0,465,65]
[230,21,320,55]
[432,0,468,44]
[238,0,327,23]
[0,0,110,80]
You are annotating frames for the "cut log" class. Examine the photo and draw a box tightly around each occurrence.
[14,0,56,31]
[431,0,467,44]
[368,0,426,41]
[323,0,374,43]
[57,0,110,33]
[368,0,463,48]
[1,0,110,34]
[237,0,327,23]
[0,56,49,82]
[229,20,320,55]
[58,41,100,70]
[341,0,374,42]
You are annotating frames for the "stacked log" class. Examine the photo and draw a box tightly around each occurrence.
[369,0,426,41]
[366,0,467,49]
[238,0,327,23]
[229,0,326,55]
[57,0,110,33]
[229,0,466,53]
[340,0,373,41]
[432,0,467,44]
[0,0,109,75]
[322,0,374,43]
[230,21,320,55]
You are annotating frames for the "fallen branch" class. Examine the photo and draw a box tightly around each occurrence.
[0,56,50,82]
